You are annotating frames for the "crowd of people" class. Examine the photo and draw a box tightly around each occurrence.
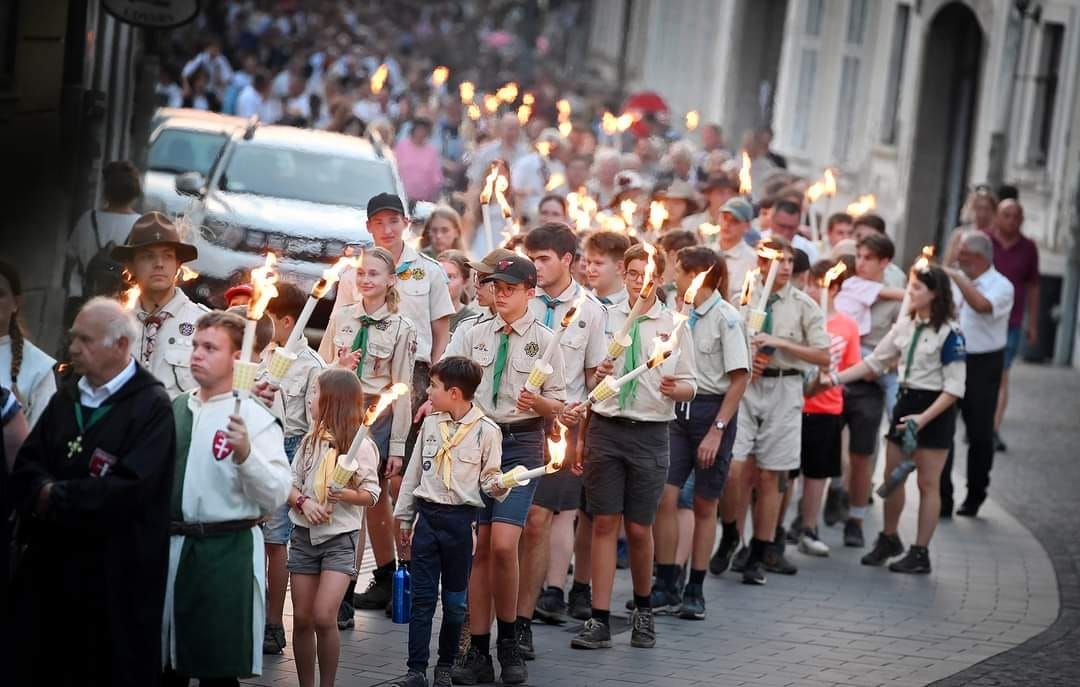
[0,3,1046,687]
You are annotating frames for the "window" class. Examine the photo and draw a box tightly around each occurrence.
[792,49,819,151]
[831,0,875,161]
[833,57,861,161]
[1028,22,1064,167]
[881,4,911,145]
[845,0,869,45]
[805,0,824,36]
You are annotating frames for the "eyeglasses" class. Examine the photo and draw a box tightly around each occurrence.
[493,282,525,297]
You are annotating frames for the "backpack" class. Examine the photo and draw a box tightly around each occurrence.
[82,211,126,298]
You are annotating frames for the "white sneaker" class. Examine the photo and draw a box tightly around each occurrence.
[798,531,830,557]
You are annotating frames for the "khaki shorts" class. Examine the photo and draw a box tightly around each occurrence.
[732,375,803,471]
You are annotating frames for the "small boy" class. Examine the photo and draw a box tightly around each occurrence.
[393,357,506,687]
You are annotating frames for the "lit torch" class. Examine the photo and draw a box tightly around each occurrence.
[286,256,359,351]
[686,110,700,132]
[682,266,712,314]
[459,81,475,104]
[619,198,637,228]
[498,420,570,488]
[747,246,782,333]
[234,253,279,413]
[431,66,449,87]
[900,246,935,317]
[846,194,877,216]
[178,265,199,282]
[340,383,410,470]
[805,181,827,243]
[479,164,501,252]
[483,94,500,114]
[497,82,519,104]
[739,151,753,196]
[517,104,532,125]
[370,64,389,95]
[545,173,565,192]
[819,261,848,311]
[648,200,668,233]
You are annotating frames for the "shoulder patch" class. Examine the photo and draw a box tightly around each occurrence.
[179,322,195,336]
[941,329,967,365]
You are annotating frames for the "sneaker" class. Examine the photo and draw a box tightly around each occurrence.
[433,665,452,687]
[515,618,534,661]
[889,545,932,574]
[957,499,982,517]
[354,571,393,609]
[843,519,865,547]
[496,637,527,685]
[616,538,630,569]
[994,433,1007,453]
[392,670,429,687]
[709,537,739,575]
[567,585,592,621]
[798,529,830,557]
[741,559,766,585]
[534,587,567,625]
[763,544,798,575]
[630,607,656,648]
[570,618,612,649]
[861,532,904,566]
[262,623,286,655]
[649,582,681,615]
[730,545,750,573]
[337,598,355,630]
[450,646,494,685]
[823,488,846,526]
[678,583,706,620]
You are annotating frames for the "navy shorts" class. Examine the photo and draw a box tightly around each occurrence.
[667,396,737,501]
[532,423,581,514]
[262,434,303,545]
[478,427,544,527]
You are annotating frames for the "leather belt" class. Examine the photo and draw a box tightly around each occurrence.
[497,417,545,435]
[761,368,802,378]
[170,518,261,537]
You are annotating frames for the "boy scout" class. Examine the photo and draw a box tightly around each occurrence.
[651,247,749,620]
[568,243,698,652]
[583,231,631,307]
[445,255,566,686]
[110,211,208,400]
[730,238,829,586]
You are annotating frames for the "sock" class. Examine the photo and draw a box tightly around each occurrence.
[689,568,706,586]
[472,633,490,656]
[496,619,516,644]
[591,608,610,624]
[571,581,590,593]
[849,506,868,520]
[516,615,531,626]
[749,537,769,563]
[547,585,564,596]
[633,593,651,610]
[721,520,738,544]
[376,560,396,577]
[656,563,679,588]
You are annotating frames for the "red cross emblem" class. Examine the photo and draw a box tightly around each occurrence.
[212,430,234,461]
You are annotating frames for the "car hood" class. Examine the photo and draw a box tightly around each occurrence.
[207,191,373,243]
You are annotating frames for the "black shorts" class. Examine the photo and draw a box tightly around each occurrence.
[533,423,582,514]
[886,388,957,451]
[799,413,843,479]
[666,395,736,500]
[842,380,885,455]
[583,414,669,526]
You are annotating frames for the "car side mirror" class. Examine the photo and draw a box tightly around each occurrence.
[175,172,206,197]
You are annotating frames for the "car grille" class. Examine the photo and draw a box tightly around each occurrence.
[202,218,365,262]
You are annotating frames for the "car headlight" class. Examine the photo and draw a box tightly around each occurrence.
[324,240,346,257]
[287,237,323,257]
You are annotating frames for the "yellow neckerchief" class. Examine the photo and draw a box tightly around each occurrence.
[435,412,484,489]
[305,431,339,504]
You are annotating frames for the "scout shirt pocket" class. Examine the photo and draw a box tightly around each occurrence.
[399,274,431,299]
[363,332,395,377]
[450,444,483,500]
[164,345,196,391]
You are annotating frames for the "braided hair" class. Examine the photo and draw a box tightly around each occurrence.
[0,261,25,403]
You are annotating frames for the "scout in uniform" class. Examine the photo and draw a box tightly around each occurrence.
[729,238,830,586]
[321,246,417,617]
[111,211,209,400]
[583,231,631,307]
[392,357,506,687]
[517,223,607,652]
[651,247,749,620]
[825,264,965,575]
[162,311,292,684]
[567,243,698,651]
[446,255,566,686]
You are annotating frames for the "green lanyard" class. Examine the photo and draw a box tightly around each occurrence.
[67,403,113,460]
[618,316,647,410]
[904,323,927,380]
[492,328,511,407]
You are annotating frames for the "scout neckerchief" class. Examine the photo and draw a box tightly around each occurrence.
[312,444,339,505]
[435,412,484,488]
[351,314,385,376]
[618,314,648,410]
[689,292,720,331]
[904,320,927,381]
[492,324,512,407]
[68,402,113,460]
[137,309,172,367]
[761,293,781,334]
[539,282,579,328]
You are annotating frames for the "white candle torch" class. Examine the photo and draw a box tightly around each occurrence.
[529,292,589,390]
[609,242,658,359]
[235,252,279,412]
[846,193,877,217]
[805,181,826,245]
[498,420,569,489]
[747,246,782,334]
[287,256,360,351]
[341,383,410,466]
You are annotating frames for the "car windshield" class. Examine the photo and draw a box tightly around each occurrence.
[147,129,227,176]
[220,143,396,208]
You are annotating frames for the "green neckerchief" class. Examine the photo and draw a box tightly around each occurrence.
[67,402,113,460]
[491,326,511,407]
[618,315,647,410]
[904,322,927,380]
[351,316,382,377]
[762,293,781,334]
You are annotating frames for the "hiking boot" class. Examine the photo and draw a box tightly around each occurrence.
[709,537,739,575]
[337,598,355,630]
[433,665,452,687]
[567,585,592,621]
[889,545,932,574]
[730,545,750,573]
[843,519,865,547]
[861,532,904,566]
[262,623,286,655]
[496,637,527,685]
[798,529,830,557]
[824,487,847,526]
[742,559,766,585]
[678,583,706,620]
[763,544,798,575]
[515,618,534,661]
[616,538,630,569]
[354,569,393,609]
[450,646,494,685]
[392,670,429,687]
[534,586,567,625]
[630,607,656,648]
[570,618,612,649]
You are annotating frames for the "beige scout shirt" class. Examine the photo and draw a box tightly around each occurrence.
[135,288,209,400]
[863,317,967,399]
[444,311,567,424]
[269,344,324,439]
[288,432,381,545]
[394,406,504,526]
[595,287,628,309]
[320,303,417,457]
[596,298,699,422]
[528,281,608,404]
[688,291,751,395]
[747,282,830,372]
[721,241,758,304]
[334,245,455,364]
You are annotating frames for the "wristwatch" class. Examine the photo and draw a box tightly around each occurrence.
[714,419,726,432]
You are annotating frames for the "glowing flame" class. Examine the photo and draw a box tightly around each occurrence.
[500,220,522,247]
[642,242,658,292]
[467,104,481,120]
[739,151,753,195]
[822,261,847,288]
[556,99,571,122]
[758,246,783,261]
[493,176,512,219]
[459,81,475,104]
[536,140,552,158]
[914,245,935,271]
[567,188,597,232]
[601,112,618,136]
[121,284,141,311]
[248,252,280,321]
[364,383,409,425]
[314,256,360,299]
[685,110,699,131]
[740,268,758,306]
[545,173,565,191]
[178,265,199,282]
[602,215,627,233]
[806,181,826,204]
[646,335,677,368]
[431,66,449,87]
[483,94,500,114]
[846,194,877,216]
[560,293,589,329]
[370,64,389,94]
[497,82,519,104]
[517,104,532,125]
[546,420,568,472]
[619,198,637,227]
[699,222,720,237]
[648,200,668,231]
[479,165,500,204]
[558,121,573,138]
[683,266,712,306]
[823,168,837,196]
[616,113,635,132]
[523,92,535,106]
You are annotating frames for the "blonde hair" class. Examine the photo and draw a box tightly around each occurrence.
[361,246,401,313]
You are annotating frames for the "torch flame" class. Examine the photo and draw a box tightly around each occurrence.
[648,200,668,231]
[739,151,753,195]
[121,284,142,311]
[493,175,512,219]
[248,252,280,321]
[536,140,553,158]
[459,81,475,104]
[685,110,700,131]
[364,383,409,426]
[178,265,199,282]
[699,222,720,237]
[806,181,826,204]
[619,198,637,226]
[545,173,565,191]
[823,168,837,196]
[914,245,935,271]
[602,215,627,233]
[546,420,568,472]
[846,194,877,216]
[757,246,783,261]
[523,92,535,106]
[314,256,360,298]
[642,242,658,290]
[568,189,597,232]
[431,66,449,87]
[370,64,389,94]
[517,104,532,125]
[467,104,481,121]
[601,112,618,136]
[823,261,847,287]
[497,82,519,104]
[683,266,713,306]
[646,335,676,368]
[560,293,590,329]
[740,268,758,306]
[558,121,573,138]
[479,165,500,204]
[616,113,635,132]
[483,94,500,114]
[556,99,572,122]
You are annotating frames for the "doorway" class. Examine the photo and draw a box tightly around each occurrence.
[729,0,789,139]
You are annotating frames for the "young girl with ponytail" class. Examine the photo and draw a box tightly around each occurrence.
[0,262,57,427]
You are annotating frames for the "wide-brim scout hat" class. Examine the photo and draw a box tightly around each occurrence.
[111,211,198,264]
[653,179,701,214]
[479,254,537,288]
[609,170,646,209]
[468,248,517,275]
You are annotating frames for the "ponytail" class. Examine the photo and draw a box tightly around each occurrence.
[385,283,401,313]
[9,316,24,403]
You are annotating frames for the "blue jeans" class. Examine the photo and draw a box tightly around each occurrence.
[408,500,477,672]
[478,428,544,527]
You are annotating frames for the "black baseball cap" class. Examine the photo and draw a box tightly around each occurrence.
[367,192,406,218]
[479,255,537,288]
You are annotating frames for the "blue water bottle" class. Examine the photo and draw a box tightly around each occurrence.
[392,563,412,624]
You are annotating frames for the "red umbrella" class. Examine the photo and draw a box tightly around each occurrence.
[622,91,670,138]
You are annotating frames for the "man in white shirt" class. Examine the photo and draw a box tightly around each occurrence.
[181,39,234,99]
[715,197,759,302]
[941,230,1014,517]
[235,73,278,123]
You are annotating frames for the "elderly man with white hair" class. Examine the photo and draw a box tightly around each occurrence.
[10,297,177,686]
[940,230,1014,518]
